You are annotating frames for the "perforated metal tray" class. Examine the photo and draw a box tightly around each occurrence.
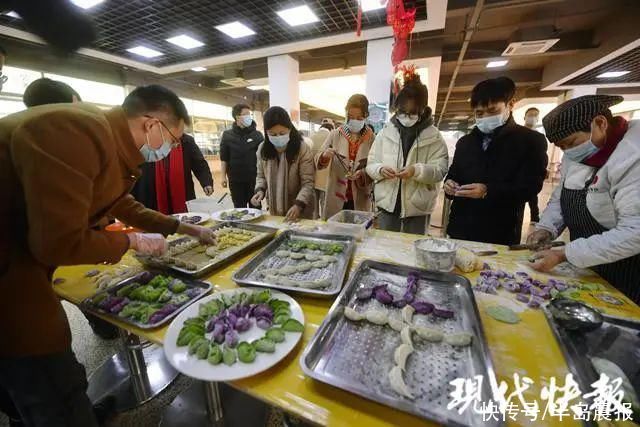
[300,260,501,426]
[80,271,212,330]
[232,231,356,297]
[136,222,277,278]
[545,309,640,426]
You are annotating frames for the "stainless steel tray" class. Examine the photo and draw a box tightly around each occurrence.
[136,222,277,278]
[300,260,501,426]
[544,309,640,426]
[232,230,356,297]
[80,271,212,330]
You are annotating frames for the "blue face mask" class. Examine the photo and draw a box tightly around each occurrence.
[269,132,290,149]
[476,110,507,134]
[140,126,173,162]
[239,115,252,128]
[347,119,365,133]
[564,134,599,163]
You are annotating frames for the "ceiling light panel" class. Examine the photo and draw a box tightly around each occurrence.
[597,71,630,78]
[191,67,206,72]
[70,0,104,9]
[361,0,387,12]
[277,5,319,27]
[215,21,256,38]
[166,34,205,49]
[127,46,163,58]
[4,11,20,18]
[487,60,508,68]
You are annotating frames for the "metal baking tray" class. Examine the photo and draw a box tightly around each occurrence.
[300,260,501,426]
[232,230,356,297]
[545,309,640,426]
[80,271,212,330]
[136,222,277,278]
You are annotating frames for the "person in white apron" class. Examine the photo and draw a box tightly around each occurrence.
[527,95,640,303]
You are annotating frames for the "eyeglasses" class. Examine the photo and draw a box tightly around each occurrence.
[144,115,181,148]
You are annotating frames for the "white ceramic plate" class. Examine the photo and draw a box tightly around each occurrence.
[211,208,263,223]
[163,288,304,381]
[172,212,210,225]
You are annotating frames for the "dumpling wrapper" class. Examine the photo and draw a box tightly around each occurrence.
[486,305,520,324]
[401,326,413,348]
[402,305,415,324]
[414,325,444,342]
[394,343,413,371]
[387,316,404,332]
[445,332,473,347]
[344,306,364,321]
[388,366,414,399]
[365,309,388,325]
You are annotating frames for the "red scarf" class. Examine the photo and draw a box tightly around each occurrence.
[155,145,187,214]
[584,116,629,168]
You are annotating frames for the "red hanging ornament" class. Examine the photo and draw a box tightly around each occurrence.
[386,0,416,66]
[356,0,363,36]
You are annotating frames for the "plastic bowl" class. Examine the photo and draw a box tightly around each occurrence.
[414,238,457,272]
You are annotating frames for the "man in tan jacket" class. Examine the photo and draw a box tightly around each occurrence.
[0,85,214,426]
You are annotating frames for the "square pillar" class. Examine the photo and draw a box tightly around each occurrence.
[267,55,300,125]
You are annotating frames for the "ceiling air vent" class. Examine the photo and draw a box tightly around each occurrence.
[502,39,559,56]
[220,77,251,87]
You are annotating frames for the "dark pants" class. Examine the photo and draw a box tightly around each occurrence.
[377,209,430,235]
[229,180,255,209]
[0,350,97,427]
[343,199,355,211]
[528,194,540,222]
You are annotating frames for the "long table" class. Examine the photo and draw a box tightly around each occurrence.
[52,216,640,426]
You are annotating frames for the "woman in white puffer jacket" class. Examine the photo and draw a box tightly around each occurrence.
[366,73,449,234]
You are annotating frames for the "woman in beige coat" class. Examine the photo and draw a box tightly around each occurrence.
[251,106,315,221]
[316,94,374,219]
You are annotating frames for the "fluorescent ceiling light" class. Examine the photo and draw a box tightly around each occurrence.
[70,0,104,9]
[127,46,163,58]
[166,34,204,49]
[247,85,269,91]
[487,60,508,68]
[277,5,319,27]
[4,11,20,18]
[597,71,630,79]
[361,0,387,11]
[191,67,207,72]
[453,115,467,120]
[215,21,256,38]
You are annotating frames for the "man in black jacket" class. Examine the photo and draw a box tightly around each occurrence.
[131,133,214,212]
[220,103,264,208]
[444,77,548,245]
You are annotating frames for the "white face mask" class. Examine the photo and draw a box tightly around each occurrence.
[347,119,365,133]
[397,113,419,128]
[269,133,290,149]
[525,116,538,127]
[563,133,600,163]
[476,110,508,134]
[140,126,173,162]
[239,114,252,128]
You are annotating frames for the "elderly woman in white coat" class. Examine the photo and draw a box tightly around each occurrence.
[366,73,448,234]
[528,95,640,304]
[316,94,375,219]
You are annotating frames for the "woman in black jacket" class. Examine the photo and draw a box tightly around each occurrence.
[131,133,214,214]
[444,77,548,245]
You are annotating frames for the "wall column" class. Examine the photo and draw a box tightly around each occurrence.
[267,54,300,125]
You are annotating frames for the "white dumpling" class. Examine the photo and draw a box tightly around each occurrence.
[387,316,404,332]
[290,252,305,260]
[279,265,298,275]
[344,307,364,321]
[311,260,329,269]
[205,247,218,258]
[278,277,299,287]
[388,366,414,399]
[402,305,415,324]
[401,326,413,348]
[275,250,290,257]
[321,255,338,263]
[445,332,473,347]
[414,326,444,343]
[296,262,312,273]
[394,344,413,371]
[265,274,281,283]
[305,253,320,261]
[365,309,388,325]
[299,278,331,289]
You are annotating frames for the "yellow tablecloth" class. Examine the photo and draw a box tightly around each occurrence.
[52,217,640,427]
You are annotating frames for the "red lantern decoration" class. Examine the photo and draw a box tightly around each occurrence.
[386,0,416,66]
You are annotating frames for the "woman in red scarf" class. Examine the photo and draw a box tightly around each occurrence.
[528,95,640,304]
